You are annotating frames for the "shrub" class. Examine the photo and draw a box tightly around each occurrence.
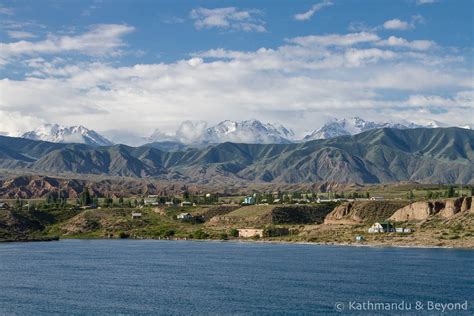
[229,228,239,237]
[219,233,228,240]
[119,231,130,239]
[164,229,175,237]
[192,230,209,239]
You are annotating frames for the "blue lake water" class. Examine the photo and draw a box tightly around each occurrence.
[0,240,473,315]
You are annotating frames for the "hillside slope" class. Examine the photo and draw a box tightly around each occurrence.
[0,127,472,184]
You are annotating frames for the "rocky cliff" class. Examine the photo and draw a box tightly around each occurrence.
[324,200,409,224]
[389,197,473,222]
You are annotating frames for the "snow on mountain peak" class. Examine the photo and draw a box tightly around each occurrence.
[303,117,426,141]
[147,119,295,145]
[21,124,113,146]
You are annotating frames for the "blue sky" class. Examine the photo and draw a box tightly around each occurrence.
[0,0,472,140]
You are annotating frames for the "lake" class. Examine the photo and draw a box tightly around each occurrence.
[0,240,472,315]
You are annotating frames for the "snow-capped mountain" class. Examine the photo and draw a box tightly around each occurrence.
[205,120,295,144]
[21,124,113,146]
[148,120,295,145]
[302,117,424,141]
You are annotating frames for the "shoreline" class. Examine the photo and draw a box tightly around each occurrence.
[2,236,472,250]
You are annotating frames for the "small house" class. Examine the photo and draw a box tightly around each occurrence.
[131,212,142,219]
[177,212,193,220]
[180,201,193,207]
[370,197,385,201]
[356,236,365,241]
[144,199,159,206]
[0,202,9,209]
[395,227,412,233]
[316,198,332,203]
[164,201,174,206]
[368,222,394,233]
[242,196,256,205]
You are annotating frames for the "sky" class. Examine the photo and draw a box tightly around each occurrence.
[0,0,472,139]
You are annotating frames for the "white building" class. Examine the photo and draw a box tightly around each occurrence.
[144,199,159,206]
[177,213,193,220]
[368,222,394,233]
[395,228,412,233]
[131,212,142,219]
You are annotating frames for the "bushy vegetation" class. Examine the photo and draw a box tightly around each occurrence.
[190,230,209,239]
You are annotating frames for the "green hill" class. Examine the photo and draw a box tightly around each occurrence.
[0,127,472,184]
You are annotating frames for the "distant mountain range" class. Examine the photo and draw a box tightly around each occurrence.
[19,118,468,148]
[21,124,113,146]
[2,127,473,184]
[147,120,295,145]
[302,117,433,141]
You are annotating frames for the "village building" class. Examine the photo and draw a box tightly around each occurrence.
[131,212,142,219]
[177,212,193,220]
[242,196,256,205]
[144,199,159,206]
[395,228,412,233]
[368,222,395,233]
[370,196,385,201]
[0,202,9,209]
[180,201,193,207]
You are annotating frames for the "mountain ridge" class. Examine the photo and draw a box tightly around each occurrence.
[21,124,113,146]
[0,127,472,184]
[19,118,470,147]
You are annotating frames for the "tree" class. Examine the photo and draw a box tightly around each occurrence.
[80,189,92,206]
[229,228,239,237]
[446,186,455,198]
[408,190,415,200]
[15,198,23,210]
[366,192,370,199]
[426,191,434,199]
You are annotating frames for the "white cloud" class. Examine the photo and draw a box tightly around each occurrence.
[383,15,425,31]
[376,36,435,50]
[190,7,266,32]
[416,0,437,5]
[0,31,471,137]
[0,110,45,136]
[288,32,379,47]
[0,5,14,15]
[0,24,135,65]
[405,91,474,108]
[7,31,36,39]
[344,48,396,67]
[294,1,333,21]
[353,15,424,33]
[383,19,411,30]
